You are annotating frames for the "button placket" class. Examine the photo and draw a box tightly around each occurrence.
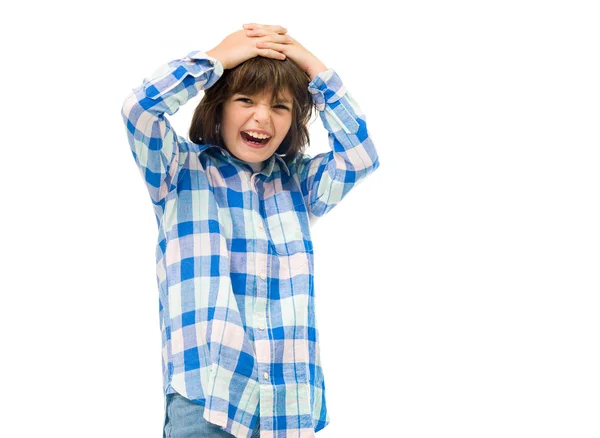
[248,171,274,391]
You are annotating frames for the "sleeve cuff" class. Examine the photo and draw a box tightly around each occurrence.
[144,51,224,100]
[308,68,348,111]
[185,50,225,73]
[308,69,359,135]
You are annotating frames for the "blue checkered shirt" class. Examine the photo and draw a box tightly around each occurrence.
[121,50,380,438]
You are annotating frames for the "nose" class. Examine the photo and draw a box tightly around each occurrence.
[252,104,274,122]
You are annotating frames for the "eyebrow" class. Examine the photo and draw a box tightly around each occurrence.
[236,94,291,104]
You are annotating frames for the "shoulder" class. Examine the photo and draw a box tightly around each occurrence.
[176,136,215,155]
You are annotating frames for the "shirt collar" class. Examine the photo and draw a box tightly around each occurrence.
[195,143,291,177]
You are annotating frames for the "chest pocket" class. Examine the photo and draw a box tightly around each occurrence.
[263,191,312,256]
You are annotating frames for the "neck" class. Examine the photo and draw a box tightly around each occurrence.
[248,160,264,173]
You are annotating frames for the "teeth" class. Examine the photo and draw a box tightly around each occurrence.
[244,131,271,140]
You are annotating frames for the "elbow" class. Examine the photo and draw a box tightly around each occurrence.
[371,156,381,172]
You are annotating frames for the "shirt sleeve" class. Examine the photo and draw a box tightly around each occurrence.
[120,51,224,206]
[295,68,380,221]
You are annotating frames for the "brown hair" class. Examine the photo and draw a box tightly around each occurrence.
[189,56,318,164]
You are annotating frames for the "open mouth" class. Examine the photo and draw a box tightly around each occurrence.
[241,131,271,146]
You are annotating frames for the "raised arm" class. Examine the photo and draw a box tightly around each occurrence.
[297,69,380,220]
[120,51,223,206]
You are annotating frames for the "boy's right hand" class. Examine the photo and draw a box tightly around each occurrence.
[206,25,290,70]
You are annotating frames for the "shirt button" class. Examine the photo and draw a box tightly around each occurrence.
[258,322,265,330]
[259,272,266,280]
[263,372,269,380]
[258,223,264,230]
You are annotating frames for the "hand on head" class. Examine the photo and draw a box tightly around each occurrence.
[206,24,290,70]
[206,23,327,79]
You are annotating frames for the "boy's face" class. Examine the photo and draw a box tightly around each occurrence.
[221,89,293,167]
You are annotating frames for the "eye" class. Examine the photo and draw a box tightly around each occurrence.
[236,97,290,110]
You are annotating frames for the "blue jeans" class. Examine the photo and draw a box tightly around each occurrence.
[163,393,261,438]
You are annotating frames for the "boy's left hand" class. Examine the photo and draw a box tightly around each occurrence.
[242,23,328,80]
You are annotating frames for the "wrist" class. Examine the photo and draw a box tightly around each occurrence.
[206,49,227,69]
[307,61,328,81]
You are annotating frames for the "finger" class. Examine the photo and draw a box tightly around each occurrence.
[256,34,292,44]
[255,35,292,48]
[269,25,287,34]
[244,23,287,31]
[244,25,287,36]
[245,28,263,37]
[247,29,289,39]
[256,41,290,56]
[256,48,286,60]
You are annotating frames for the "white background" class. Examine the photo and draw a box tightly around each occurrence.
[2,0,599,437]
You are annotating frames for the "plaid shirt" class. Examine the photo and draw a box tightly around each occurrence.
[121,50,380,438]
